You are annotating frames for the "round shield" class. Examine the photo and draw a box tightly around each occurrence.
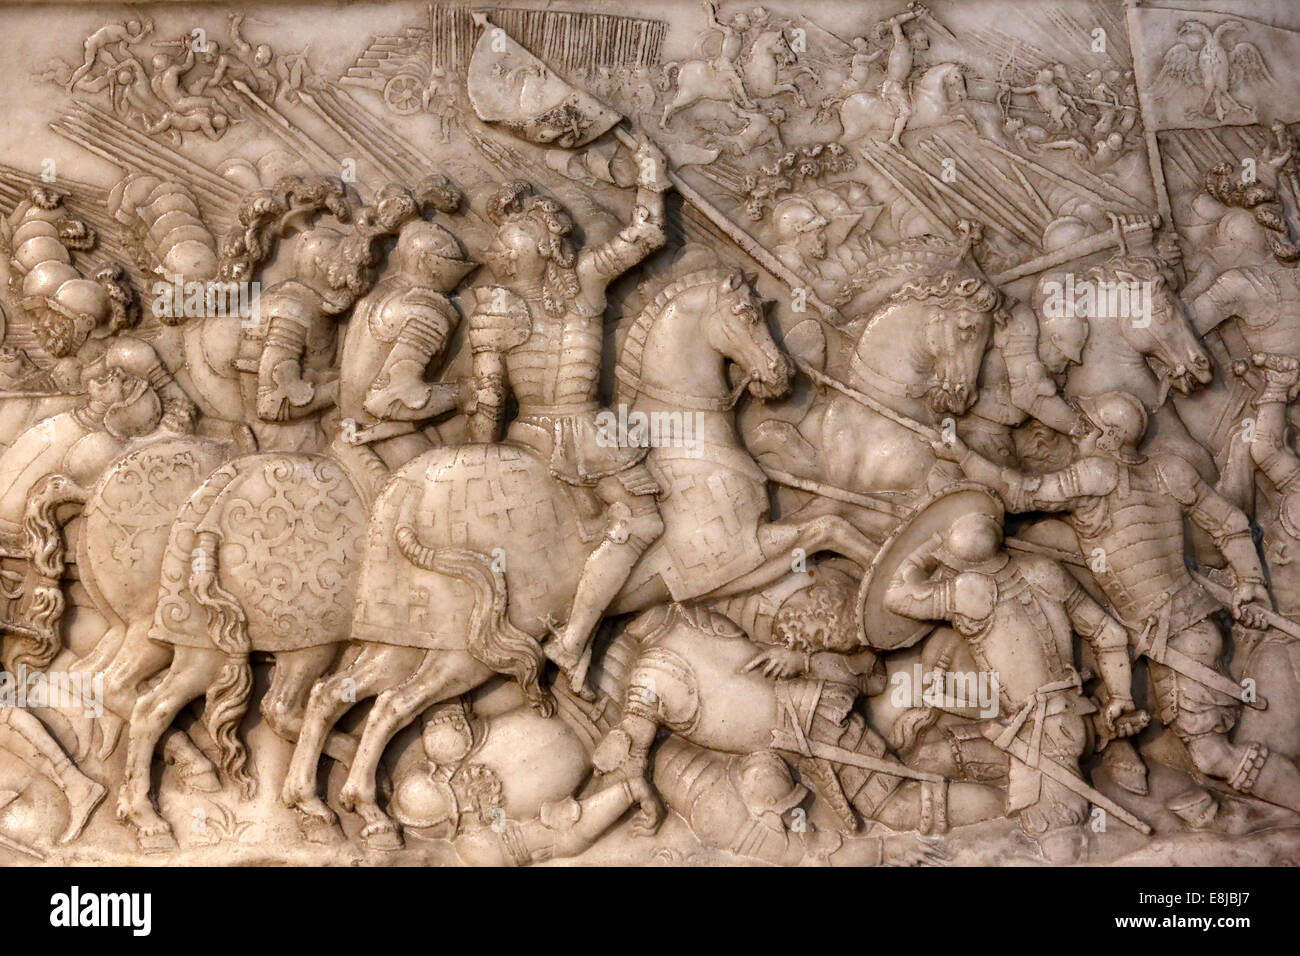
[857,481,1005,651]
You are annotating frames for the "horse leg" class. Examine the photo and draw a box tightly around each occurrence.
[774,80,806,107]
[338,649,494,850]
[662,88,700,128]
[117,646,226,851]
[280,643,425,839]
[63,620,125,760]
[99,619,219,792]
[260,645,359,767]
[699,511,880,600]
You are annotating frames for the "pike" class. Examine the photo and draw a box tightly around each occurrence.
[466,13,842,322]
[795,358,940,441]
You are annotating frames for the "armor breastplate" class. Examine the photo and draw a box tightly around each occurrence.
[506,302,603,412]
[1073,465,1188,622]
[964,567,1073,709]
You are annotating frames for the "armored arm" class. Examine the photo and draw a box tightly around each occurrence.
[362,292,461,423]
[576,151,668,311]
[256,313,337,422]
[1001,300,1086,436]
[1159,456,1266,587]
[1248,360,1300,492]
[464,286,527,443]
[1063,580,1133,706]
[883,532,951,622]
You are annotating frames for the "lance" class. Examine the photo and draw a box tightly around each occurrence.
[605,125,841,320]
[795,358,939,441]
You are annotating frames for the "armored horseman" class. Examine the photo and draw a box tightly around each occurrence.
[934,390,1300,814]
[335,218,476,492]
[464,149,670,699]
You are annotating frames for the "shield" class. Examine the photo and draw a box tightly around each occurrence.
[466,13,621,149]
[857,481,1005,651]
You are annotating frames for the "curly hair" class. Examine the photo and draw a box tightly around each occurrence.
[1204,161,1300,264]
[772,581,859,655]
[891,269,1002,316]
[488,181,579,316]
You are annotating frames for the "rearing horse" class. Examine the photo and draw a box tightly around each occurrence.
[659,29,810,128]
[280,264,879,849]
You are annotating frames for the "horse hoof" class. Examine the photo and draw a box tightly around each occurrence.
[178,767,221,794]
[297,813,346,846]
[360,821,403,851]
[137,827,178,853]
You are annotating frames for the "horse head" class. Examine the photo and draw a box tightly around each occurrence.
[1090,256,1213,397]
[755,29,795,68]
[704,270,794,401]
[853,261,1000,418]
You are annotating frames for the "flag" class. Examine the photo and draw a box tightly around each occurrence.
[1131,7,1292,131]
[466,13,620,149]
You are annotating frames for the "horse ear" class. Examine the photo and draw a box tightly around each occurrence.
[744,271,758,289]
[723,271,743,292]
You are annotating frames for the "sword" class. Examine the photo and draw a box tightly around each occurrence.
[982,724,1152,835]
[770,729,947,784]
[1004,538,1272,708]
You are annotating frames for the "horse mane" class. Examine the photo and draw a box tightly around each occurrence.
[615,264,739,404]
[849,230,985,321]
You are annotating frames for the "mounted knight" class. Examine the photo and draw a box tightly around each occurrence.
[464,159,669,697]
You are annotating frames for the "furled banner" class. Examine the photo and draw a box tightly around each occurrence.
[465,11,621,148]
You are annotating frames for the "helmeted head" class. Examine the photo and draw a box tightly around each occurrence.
[396,220,476,291]
[934,511,1007,573]
[1032,276,1090,373]
[771,196,828,259]
[389,762,459,838]
[87,367,162,439]
[733,750,807,831]
[485,181,578,313]
[1076,390,1147,463]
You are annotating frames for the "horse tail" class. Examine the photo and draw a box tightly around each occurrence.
[657,62,679,92]
[395,525,553,718]
[189,529,255,796]
[8,475,88,673]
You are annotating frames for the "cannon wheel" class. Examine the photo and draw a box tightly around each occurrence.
[384,73,425,115]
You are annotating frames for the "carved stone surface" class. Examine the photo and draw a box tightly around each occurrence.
[0,0,1296,867]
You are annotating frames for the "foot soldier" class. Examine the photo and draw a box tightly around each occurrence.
[884,497,1141,862]
[934,389,1300,813]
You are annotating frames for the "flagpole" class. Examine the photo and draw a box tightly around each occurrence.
[608,125,843,323]
[1124,0,1173,224]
